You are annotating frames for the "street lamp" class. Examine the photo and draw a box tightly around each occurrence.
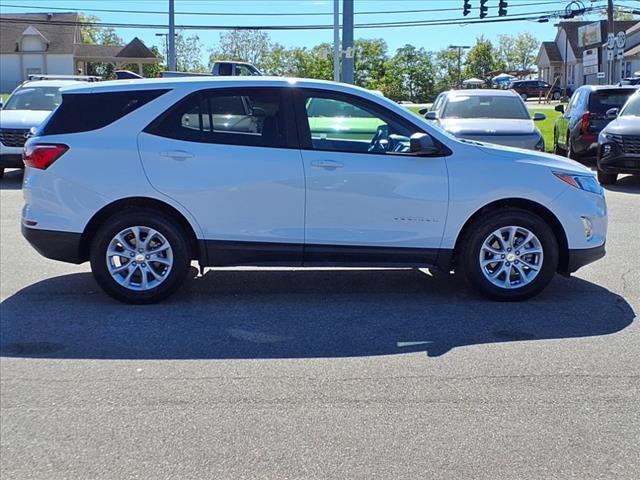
[449,45,470,88]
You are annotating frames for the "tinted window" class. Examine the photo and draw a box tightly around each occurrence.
[39,89,169,135]
[620,94,640,117]
[442,94,529,119]
[147,88,291,148]
[4,86,62,111]
[588,89,636,115]
[302,92,416,154]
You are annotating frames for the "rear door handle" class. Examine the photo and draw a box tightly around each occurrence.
[311,160,344,170]
[160,150,194,161]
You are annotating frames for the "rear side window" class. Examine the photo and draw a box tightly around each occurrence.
[145,87,294,148]
[588,90,636,115]
[38,89,169,135]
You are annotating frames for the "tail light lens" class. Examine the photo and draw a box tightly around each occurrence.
[23,143,68,170]
[579,111,591,133]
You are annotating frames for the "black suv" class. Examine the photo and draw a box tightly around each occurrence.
[509,80,566,101]
[553,86,638,160]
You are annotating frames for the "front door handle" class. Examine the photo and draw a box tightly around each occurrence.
[311,160,344,170]
[160,150,194,161]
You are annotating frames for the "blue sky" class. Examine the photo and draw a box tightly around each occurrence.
[1,0,632,58]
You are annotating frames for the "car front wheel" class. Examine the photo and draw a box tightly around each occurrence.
[597,169,617,185]
[459,209,559,301]
[90,209,191,304]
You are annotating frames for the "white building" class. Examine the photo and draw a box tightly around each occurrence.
[536,20,638,89]
[0,12,159,92]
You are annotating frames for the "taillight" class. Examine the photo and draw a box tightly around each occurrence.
[23,143,68,170]
[579,111,591,133]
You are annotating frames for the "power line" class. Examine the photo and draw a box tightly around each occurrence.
[0,1,590,17]
[0,5,611,31]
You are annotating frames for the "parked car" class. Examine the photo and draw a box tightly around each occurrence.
[0,77,91,178]
[423,89,546,151]
[508,79,567,101]
[162,61,262,79]
[22,77,606,303]
[553,85,638,160]
[596,89,640,185]
[618,77,640,86]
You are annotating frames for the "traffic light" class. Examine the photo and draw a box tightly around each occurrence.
[479,0,489,19]
[463,0,471,16]
[498,1,508,16]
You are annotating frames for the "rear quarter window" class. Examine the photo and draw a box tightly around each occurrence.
[38,89,169,135]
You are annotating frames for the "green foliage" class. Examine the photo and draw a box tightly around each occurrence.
[498,33,539,72]
[354,39,388,90]
[379,45,436,102]
[435,48,462,91]
[175,33,205,72]
[79,14,122,46]
[464,36,498,83]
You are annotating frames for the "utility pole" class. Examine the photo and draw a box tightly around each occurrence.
[449,45,470,88]
[607,0,614,83]
[168,0,176,71]
[341,0,354,84]
[333,0,340,82]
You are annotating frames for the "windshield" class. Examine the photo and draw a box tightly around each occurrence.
[620,93,640,117]
[3,86,62,111]
[588,89,636,115]
[442,95,529,120]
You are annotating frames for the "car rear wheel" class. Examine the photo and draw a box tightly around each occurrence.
[553,129,565,156]
[597,169,617,185]
[552,91,561,101]
[90,209,191,304]
[567,134,580,160]
[459,209,558,301]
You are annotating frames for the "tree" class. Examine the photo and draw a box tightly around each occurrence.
[464,36,498,82]
[498,32,539,73]
[379,45,436,102]
[209,30,273,71]
[175,32,205,72]
[435,48,462,91]
[79,14,122,46]
[354,39,388,90]
[289,44,334,80]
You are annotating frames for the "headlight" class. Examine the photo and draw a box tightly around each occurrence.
[553,172,603,195]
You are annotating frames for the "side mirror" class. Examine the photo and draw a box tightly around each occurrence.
[533,112,546,121]
[418,107,429,116]
[410,133,440,156]
[606,107,619,119]
[424,111,438,121]
[554,104,565,114]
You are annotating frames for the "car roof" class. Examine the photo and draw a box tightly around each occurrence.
[60,76,387,99]
[444,89,520,97]
[578,85,639,92]
[17,80,89,89]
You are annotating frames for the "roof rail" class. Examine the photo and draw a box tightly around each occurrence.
[27,74,102,82]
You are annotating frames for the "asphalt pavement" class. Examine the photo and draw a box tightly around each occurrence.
[1,168,639,479]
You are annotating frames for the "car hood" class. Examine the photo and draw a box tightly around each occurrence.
[471,141,593,175]
[0,110,50,129]
[439,118,536,135]
[601,115,640,135]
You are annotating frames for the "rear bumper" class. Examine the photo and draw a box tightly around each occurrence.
[565,244,606,274]
[22,225,83,264]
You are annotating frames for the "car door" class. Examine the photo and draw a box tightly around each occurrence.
[559,89,583,148]
[138,86,306,265]
[294,89,449,266]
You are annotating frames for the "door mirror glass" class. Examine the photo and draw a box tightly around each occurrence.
[424,111,437,121]
[533,112,546,121]
[554,104,565,114]
[418,107,429,116]
[606,107,619,119]
[410,133,439,156]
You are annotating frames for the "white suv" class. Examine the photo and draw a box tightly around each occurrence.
[22,77,607,303]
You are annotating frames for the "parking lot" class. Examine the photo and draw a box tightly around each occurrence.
[1,167,639,478]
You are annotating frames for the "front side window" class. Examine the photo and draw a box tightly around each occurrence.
[620,94,640,117]
[442,94,529,120]
[302,93,415,154]
[149,88,290,148]
[4,86,62,111]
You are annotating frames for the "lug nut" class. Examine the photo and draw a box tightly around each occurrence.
[506,262,510,266]
[130,253,134,257]
[132,261,136,266]
[146,255,150,260]
[516,251,520,255]
[501,254,505,259]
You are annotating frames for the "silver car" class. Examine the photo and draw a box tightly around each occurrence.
[424,89,546,151]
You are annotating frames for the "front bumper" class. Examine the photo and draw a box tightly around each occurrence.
[0,153,24,168]
[565,244,606,274]
[22,225,84,264]
[598,144,640,175]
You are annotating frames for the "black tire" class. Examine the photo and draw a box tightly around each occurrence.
[89,209,191,304]
[0,168,4,179]
[597,169,617,185]
[458,208,559,301]
[552,91,561,101]
[553,129,565,156]
[567,134,580,161]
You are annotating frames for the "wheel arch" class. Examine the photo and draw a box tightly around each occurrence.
[79,197,202,263]
[451,198,570,274]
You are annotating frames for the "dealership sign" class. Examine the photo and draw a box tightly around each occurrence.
[578,22,602,47]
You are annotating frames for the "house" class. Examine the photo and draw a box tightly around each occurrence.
[0,12,160,92]
[536,20,638,89]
